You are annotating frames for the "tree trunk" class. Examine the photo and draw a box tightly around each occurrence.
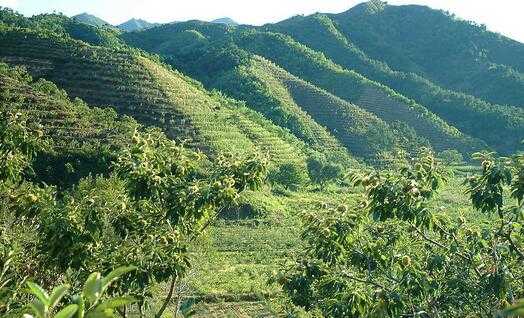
[155,275,177,318]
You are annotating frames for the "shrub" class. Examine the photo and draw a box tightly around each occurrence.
[268,162,308,191]
[439,149,464,165]
[306,155,344,185]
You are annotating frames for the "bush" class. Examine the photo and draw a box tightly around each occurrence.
[306,155,344,185]
[439,149,464,165]
[1,112,268,316]
[268,163,308,191]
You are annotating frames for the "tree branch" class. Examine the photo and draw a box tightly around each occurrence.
[410,224,482,277]
[155,275,177,318]
[341,271,388,291]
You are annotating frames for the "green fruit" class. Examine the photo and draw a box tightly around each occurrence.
[402,255,412,267]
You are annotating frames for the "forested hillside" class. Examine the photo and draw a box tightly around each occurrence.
[123,21,494,158]
[0,16,319,169]
[331,2,524,107]
[1,1,523,317]
[269,13,524,153]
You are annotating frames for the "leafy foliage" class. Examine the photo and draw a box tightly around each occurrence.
[268,162,308,191]
[0,108,43,183]
[278,150,524,317]
[23,266,136,318]
[0,64,268,316]
[306,154,344,186]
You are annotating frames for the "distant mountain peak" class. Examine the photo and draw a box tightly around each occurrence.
[344,1,387,16]
[118,18,160,32]
[211,17,238,26]
[72,13,111,27]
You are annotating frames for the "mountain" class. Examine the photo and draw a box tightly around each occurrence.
[123,23,396,160]
[72,12,111,27]
[0,14,339,175]
[117,18,160,32]
[6,2,522,157]
[1,2,524,316]
[123,21,488,158]
[268,13,524,153]
[331,2,524,108]
[211,17,238,26]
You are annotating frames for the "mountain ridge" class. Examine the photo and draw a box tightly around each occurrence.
[117,18,160,32]
[72,12,111,27]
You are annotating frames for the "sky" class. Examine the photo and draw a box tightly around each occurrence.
[0,0,523,43]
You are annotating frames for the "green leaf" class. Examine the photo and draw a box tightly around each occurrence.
[85,311,113,318]
[27,282,50,306]
[94,296,136,311]
[499,300,524,317]
[49,284,70,310]
[73,295,85,318]
[29,301,46,318]
[100,266,136,292]
[54,304,79,318]
[82,272,102,304]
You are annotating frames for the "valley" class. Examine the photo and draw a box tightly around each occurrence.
[1,1,523,317]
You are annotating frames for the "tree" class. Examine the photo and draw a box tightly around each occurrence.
[438,149,464,165]
[36,128,267,317]
[306,155,343,186]
[0,113,267,317]
[268,162,307,191]
[0,108,43,183]
[278,149,524,317]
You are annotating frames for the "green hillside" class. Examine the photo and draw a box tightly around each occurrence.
[0,62,134,148]
[123,22,488,159]
[332,1,524,108]
[0,61,138,188]
[231,30,486,154]
[72,12,111,27]
[269,13,524,154]
[211,56,396,159]
[0,9,124,48]
[0,25,314,169]
[124,26,399,160]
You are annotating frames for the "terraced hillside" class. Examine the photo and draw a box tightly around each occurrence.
[208,58,365,160]
[0,61,136,148]
[261,59,397,157]
[0,26,313,169]
[232,30,488,154]
[123,22,488,159]
[125,25,399,160]
[269,14,524,154]
[331,2,524,108]
[0,62,138,188]
[132,23,485,153]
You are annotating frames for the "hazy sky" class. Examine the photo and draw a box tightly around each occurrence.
[0,0,523,43]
